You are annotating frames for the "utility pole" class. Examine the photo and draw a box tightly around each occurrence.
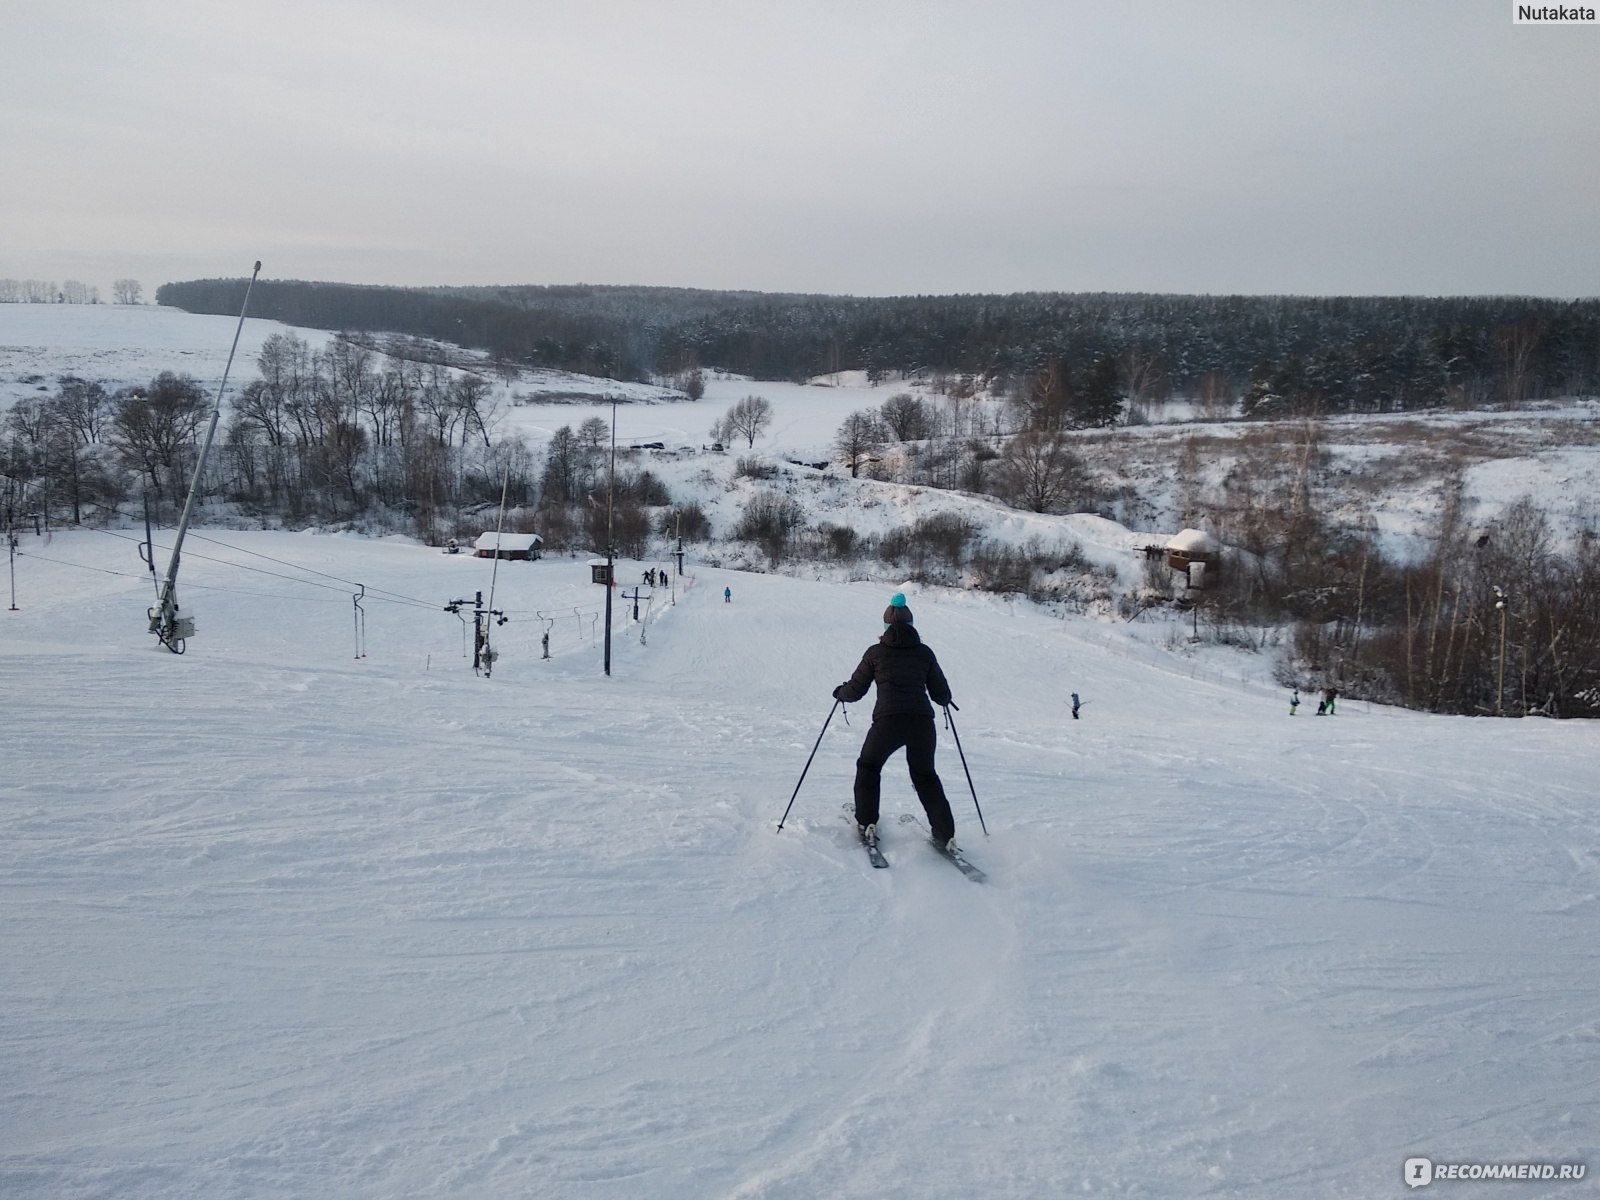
[6,514,17,612]
[603,400,616,677]
[1494,585,1507,716]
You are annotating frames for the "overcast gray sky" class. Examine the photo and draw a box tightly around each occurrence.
[4,0,1597,298]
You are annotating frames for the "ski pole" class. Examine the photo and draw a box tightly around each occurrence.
[776,700,840,832]
[943,705,988,836]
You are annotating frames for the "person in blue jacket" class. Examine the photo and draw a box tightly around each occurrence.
[832,593,957,849]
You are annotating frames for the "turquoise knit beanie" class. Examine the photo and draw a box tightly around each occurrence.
[882,592,913,628]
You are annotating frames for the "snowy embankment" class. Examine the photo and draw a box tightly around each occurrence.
[4,531,1598,1198]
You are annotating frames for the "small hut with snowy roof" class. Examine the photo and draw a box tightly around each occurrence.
[1166,528,1218,590]
[473,532,543,561]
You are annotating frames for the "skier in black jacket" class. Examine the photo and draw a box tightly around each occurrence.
[833,593,958,848]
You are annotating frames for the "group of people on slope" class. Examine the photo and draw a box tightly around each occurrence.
[1289,687,1339,716]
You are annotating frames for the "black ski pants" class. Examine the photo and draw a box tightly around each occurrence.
[853,713,955,842]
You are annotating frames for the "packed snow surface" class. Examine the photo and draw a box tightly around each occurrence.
[4,530,1598,1199]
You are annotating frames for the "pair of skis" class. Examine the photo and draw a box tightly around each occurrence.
[850,807,986,882]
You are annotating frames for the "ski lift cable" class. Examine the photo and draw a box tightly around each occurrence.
[141,532,440,610]
[17,548,356,603]
[16,551,147,582]
[156,542,440,610]
[181,530,444,609]
[60,507,525,616]
[72,520,438,610]
[61,513,441,611]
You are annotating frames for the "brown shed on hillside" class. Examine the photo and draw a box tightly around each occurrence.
[1167,528,1219,588]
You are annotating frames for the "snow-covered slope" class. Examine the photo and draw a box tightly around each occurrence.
[4,531,1597,1198]
[0,304,682,410]
[0,304,337,408]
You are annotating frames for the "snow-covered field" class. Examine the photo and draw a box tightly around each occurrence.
[0,304,337,409]
[5,526,1599,1198]
[0,303,680,411]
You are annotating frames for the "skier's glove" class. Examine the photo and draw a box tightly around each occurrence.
[832,685,846,701]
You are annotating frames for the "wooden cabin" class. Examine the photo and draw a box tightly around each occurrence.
[1166,528,1218,589]
[473,532,543,561]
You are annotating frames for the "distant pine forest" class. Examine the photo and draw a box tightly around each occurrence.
[156,279,1600,418]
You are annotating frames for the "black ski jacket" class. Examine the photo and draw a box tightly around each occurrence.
[835,623,953,719]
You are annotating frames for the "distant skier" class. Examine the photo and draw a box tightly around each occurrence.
[832,593,958,850]
[1325,687,1338,715]
[1071,692,1081,720]
[1289,688,1300,716]
[1316,696,1327,715]
[724,586,732,603]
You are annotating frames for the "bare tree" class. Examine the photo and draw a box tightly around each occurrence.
[998,430,1086,513]
[833,410,886,477]
[1195,369,1235,421]
[326,420,369,509]
[541,425,580,502]
[414,362,459,445]
[1119,347,1170,422]
[109,372,209,498]
[723,395,774,448]
[361,367,410,448]
[453,375,501,448]
[53,376,111,444]
[577,415,610,452]
[1014,358,1070,431]
[325,336,375,422]
[256,333,317,444]
[880,392,933,441]
[112,279,144,305]
[1493,318,1543,408]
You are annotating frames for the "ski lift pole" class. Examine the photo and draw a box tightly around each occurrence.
[139,492,160,600]
[149,260,261,651]
[943,704,988,836]
[352,585,366,659]
[6,520,17,612]
[776,700,840,832]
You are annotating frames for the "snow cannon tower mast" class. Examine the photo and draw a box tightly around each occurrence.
[147,261,261,654]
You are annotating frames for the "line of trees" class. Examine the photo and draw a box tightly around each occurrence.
[1,334,692,555]
[2,280,98,304]
[1,279,142,303]
[831,383,1100,511]
[1279,493,1600,718]
[158,279,1600,419]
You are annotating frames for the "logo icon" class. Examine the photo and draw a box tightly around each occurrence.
[1404,1157,1434,1188]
